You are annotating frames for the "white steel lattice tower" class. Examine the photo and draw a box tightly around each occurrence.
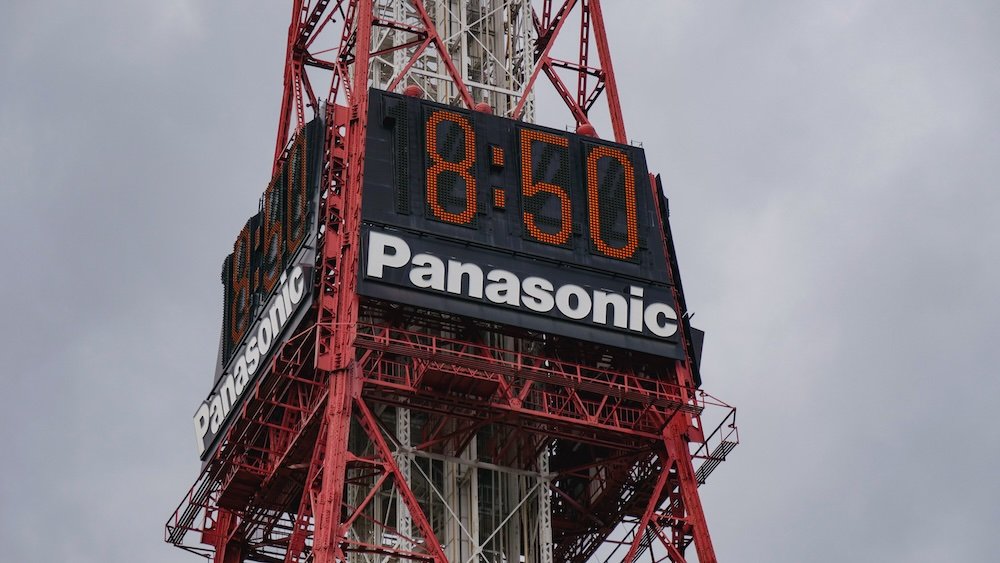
[370,0,534,120]
[370,3,544,562]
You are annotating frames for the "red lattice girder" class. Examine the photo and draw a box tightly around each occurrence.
[273,0,632,173]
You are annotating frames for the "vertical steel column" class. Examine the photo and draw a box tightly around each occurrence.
[395,407,414,552]
[585,0,625,142]
[312,0,373,560]
[210,510,244,563]
[665,425,718,563]
[538,448,554,563]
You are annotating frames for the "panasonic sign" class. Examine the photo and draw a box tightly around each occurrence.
[358,227,683,358]
[194,265,311,459]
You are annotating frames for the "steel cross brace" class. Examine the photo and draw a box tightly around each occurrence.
[621,417,718,563]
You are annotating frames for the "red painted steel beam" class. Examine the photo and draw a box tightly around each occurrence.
[588,0,626,143]
[274,0,308,172]
[514,0,578,120]
[577,0,591,110]
[665,424,717,563]
[353,398,449,560]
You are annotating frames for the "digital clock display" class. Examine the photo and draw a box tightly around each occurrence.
[360,89,682,358]
[218,119,324,369]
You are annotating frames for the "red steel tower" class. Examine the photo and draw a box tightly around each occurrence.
[167,2,738,562]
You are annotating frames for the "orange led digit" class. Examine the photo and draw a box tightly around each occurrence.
[586,146,639,260]
[519,129,572,246]
[261,180,284,292]
[425,110,477,225]
[229,224,252,346]
[493,187,506,209]
[284,136,308,254]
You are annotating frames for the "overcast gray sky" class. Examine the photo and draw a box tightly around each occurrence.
[1,1,998,561]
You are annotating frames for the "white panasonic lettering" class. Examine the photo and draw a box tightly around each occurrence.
[644,302,678,338]
[362,230,679,347]
[234,358,249,395]
[245,337,260,375]
[593,290,628,329]
[555,284,591,320]
[279,271,293,314]
[522,277,555,312]
[367,231,411,278]
[219,374,237,413]
[193,404,210,453]
[629,286,644,332]
[289,267,305,304]
[447,260,484,298]
[257,315,273,354]
[268,294,288,331]
[209,395,224,434]
[410,253,445,290]
[485,269,520,306]
[194,265,308,457]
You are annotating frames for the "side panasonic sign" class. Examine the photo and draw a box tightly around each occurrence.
[194,265,312,459]
[360,228,682,357]
[194,118,323,461]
